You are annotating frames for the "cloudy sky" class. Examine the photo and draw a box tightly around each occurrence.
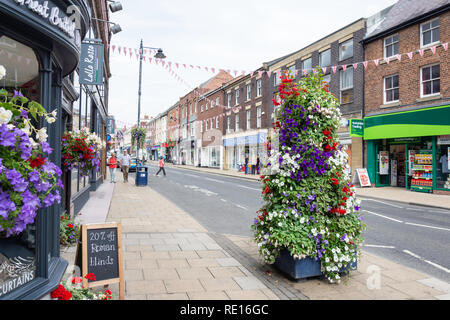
[108,0,398,128]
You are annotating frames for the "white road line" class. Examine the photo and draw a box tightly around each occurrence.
[236,185,261,192]
[205,177,225,183]
[235,204,248,211]
[403,250,450,274]
[363,210,404,223]
[404,222,450,232]
[405,207,425,212]
[220,199,227,202]
[423,260,450,274]
[184,173,199,178]
[362,199,404,209]
[363,244,396,249]
[403,250,422,260]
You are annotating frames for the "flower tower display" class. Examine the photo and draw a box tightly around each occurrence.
[131,127,146,150]
[61,128,103,177]
[252,71,365,283]
[0,88,62,237]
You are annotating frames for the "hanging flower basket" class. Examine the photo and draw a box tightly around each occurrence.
[131,127,146,150]
[252,70,365,283]
[61,128,103,177]
[0,87,62,238]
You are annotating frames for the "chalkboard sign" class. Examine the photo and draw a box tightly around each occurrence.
[75,223,124,299]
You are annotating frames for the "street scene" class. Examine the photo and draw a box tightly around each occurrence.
[0,0,449,309]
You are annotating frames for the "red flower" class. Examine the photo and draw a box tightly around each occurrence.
[68,224,74,229]
[272,99,281,106]
[85,273,96,281]
[262,186,270,194]
[322,130,331,136]
[72,277,82,284]
[50,284,66,299]
[61,290,72,301]
[331,178,339,185]
[324,145,332,152]
[28,157,46,169]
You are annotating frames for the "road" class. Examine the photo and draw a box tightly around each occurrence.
[136,163,450,283]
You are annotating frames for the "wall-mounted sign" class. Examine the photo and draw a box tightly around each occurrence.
[438,135,450,145]
[0,255,35,298]
[349,119,364,137]
[79,41,104,85]
[12,0,78,39]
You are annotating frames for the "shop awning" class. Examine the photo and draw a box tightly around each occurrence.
[363,104,450,140]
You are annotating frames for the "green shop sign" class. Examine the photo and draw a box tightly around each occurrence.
[364,105,450,140]
[350,119,364,137]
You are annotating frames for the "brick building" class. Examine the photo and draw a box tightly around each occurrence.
[362,0,450,194]
[221,68,269,172]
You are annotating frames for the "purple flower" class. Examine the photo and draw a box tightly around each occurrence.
[5,169,29,193]
[0,124,17,147]
[41,141,53,155]
[13,90,24,98]
[42,193,56,207]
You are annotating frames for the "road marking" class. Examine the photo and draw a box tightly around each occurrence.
[403,250,422,260]
[361,199,404,209]
[235,204,248,211]
[404,222,450,232]
[236,185,261,192]
[363,244,396,249]
[403,250,450,274]
[363,210,403,223]
[405,207,425,212]
[205,177,225,183]
[184,173,199,178]
[220,199,227,202]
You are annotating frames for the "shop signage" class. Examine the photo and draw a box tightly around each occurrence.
[0,256,36,298]
[79,41,104,85]
[438,135,450,145]
[13,0,78,39]
[379,151,389,175]
[106,116,115,134]
[75,223,124,299]
[349,119,364,137]
[355,168,371,187]
[388,137,421,144]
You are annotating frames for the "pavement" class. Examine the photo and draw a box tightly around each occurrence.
[59,165,450,300]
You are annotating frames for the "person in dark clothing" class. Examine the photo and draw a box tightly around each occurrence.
[256,156,260,175]
[245,156,249,175]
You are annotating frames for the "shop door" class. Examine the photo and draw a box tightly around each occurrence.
[376,143,390,187]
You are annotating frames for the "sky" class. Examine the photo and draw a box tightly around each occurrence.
[108,0,398,128]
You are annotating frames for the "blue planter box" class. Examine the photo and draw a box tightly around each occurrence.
[274,248,357,280]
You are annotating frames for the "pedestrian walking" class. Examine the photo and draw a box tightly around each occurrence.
[256,156,261,175]
[120,150,131,183]
[108,153,118,183]
[155,157,166,176]
[244,155,249,175]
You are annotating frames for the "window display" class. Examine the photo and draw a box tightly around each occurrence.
[411,150,433,192]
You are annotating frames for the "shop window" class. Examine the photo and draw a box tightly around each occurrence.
[384,74,399,103]
[421,64,440,97]
[0,35,40,297]
[246,84,251,100]
[421,18,439,48]
[235,114,239,131]
[340,67,353,105]
[246,110,251,130]
[384,34,399,58]
[235,89,239,105]
[257,107,262,128]
[437,139,450,190]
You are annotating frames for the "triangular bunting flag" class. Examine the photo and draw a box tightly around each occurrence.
[431,46,436,54]
[443,42,448,51]
[363,61,368,69]
[322,67,327,74]
[267,71,272,77]
[332,66,337,74]
[342,65,347,71]
[211,68,215,73]
[396,54,402,61]
[112,45,116,53]
[419,49,424,57]
[373,59,379,66]
[258,71,263,77]
[385,57,390,64]
[353,63,358,69]
[407,52,414,59]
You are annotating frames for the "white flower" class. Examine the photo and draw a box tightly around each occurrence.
[51,109,57,117]
[47,117,56,123]
[36,128,48,142]
[0,65,6,80]
[0,107,13,125]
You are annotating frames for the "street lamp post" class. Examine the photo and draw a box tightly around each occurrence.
[136,39,166,169]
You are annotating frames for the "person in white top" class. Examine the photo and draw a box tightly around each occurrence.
[120,150,132,183]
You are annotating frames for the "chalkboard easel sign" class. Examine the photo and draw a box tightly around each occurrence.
[75,223,124,300]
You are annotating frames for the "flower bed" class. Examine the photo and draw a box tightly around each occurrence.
[59,212,80,246]
[51,273,113,300]
[252,71,365,283]
[62,128,103,177]
[0,87,62,237]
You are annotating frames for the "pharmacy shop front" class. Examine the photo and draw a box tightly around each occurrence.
[364,105,450,194]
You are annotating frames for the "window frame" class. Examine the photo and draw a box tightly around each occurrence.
[256,107,262,129]
[246,84,251,101]
[235,89,240,105]
[339,38,354,61]
[339,66,354,105]
[246,110,251,130]
[256,79,262,97]
[320,49,331,67]
[383,74,400,104]
[384,34,399,58]
[302,58,312,74]
[420,63,440,98]
[235,113,239,131]
[420,18,440,48]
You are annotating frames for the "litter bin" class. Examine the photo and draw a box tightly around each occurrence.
[135,166,148,186]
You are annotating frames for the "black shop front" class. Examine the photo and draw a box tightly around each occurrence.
[0,0,90,299]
